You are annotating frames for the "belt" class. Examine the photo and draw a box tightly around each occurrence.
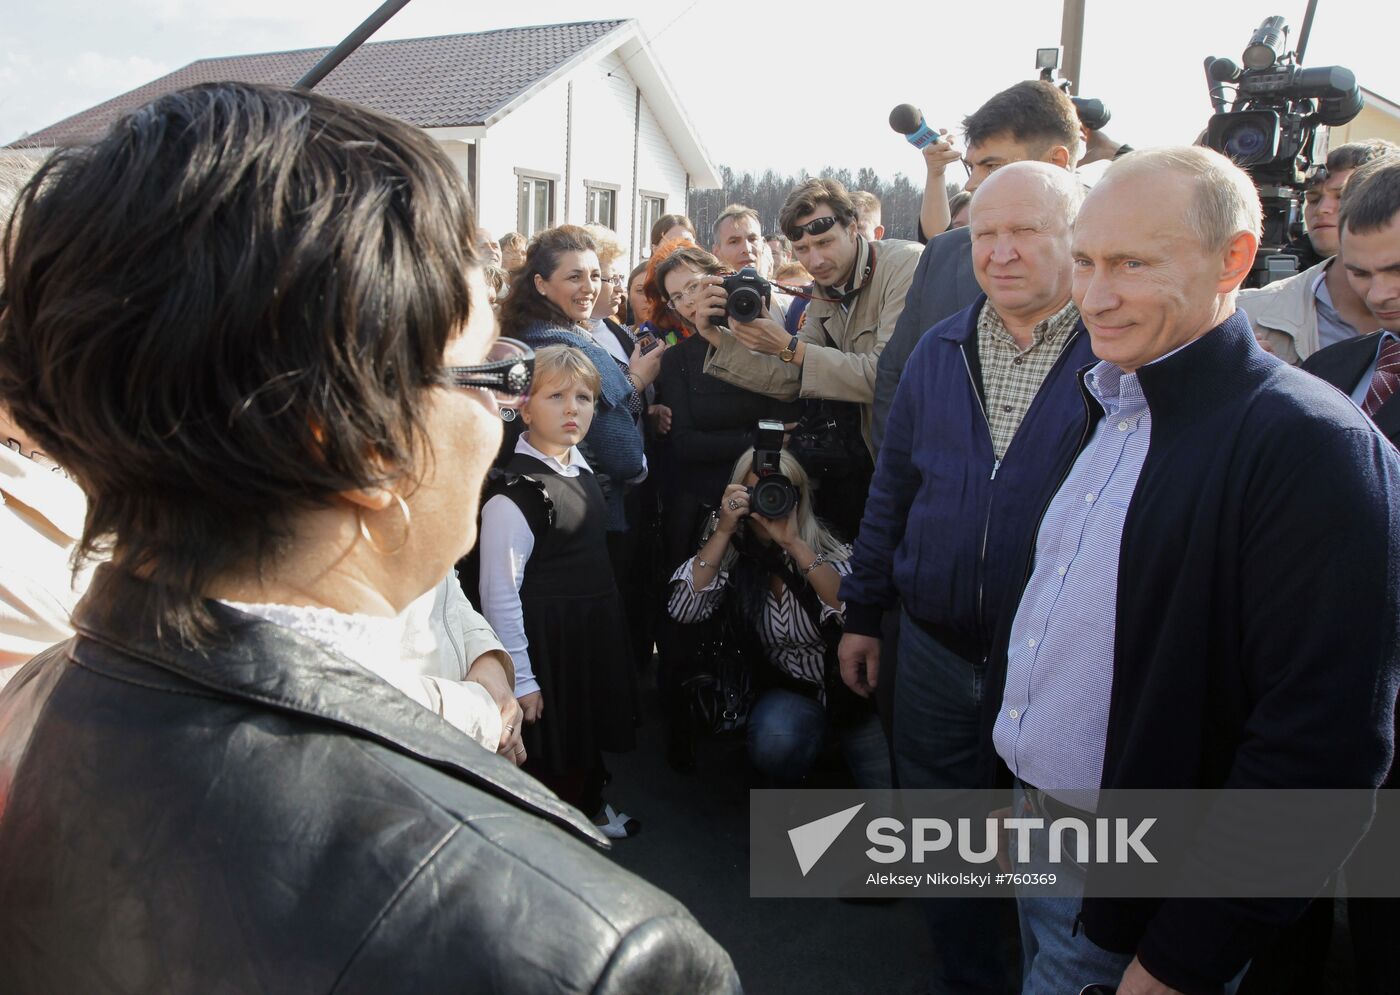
[1017,779,1096,824]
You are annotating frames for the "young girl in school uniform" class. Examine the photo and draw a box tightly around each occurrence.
[478,345,640,836]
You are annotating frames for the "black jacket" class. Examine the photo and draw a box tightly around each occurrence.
[1303,329,1400,446]
[0,566,740,994]
[982,313,1400,993]
[655,333,800,502]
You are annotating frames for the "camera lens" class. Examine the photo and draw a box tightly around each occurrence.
[1223,122,1269,162]
[728,286,763,323]
[750,477,798,519]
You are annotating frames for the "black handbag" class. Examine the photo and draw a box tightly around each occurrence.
[681,609,756,738]
[788,398,870,478]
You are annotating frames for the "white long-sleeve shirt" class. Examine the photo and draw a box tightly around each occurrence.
[478,435,592,699]
[0,443,96,686]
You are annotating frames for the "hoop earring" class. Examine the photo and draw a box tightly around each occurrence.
[357,492,412,556]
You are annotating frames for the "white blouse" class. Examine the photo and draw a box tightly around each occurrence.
[666,550,851,690]
[224,579,505,751]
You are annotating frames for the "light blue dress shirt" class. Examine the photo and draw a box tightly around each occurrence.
[993,359,1153,807]
[1313,267,1362,351]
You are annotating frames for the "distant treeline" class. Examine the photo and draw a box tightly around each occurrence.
[689,164,962,244]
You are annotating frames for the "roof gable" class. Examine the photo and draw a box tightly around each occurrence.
[13,20,628,148]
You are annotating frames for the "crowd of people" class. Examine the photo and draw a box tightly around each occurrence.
[1,71,1399,995]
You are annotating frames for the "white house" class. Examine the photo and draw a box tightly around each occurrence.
[8,20,719,268]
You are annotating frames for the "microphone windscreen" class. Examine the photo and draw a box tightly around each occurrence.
[889,104,924,135]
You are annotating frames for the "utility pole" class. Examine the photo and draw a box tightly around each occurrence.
[1060,0,1087,94]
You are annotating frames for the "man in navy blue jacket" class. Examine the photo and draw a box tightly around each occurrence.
[987,147,1400,995]
[838,161,1095,994]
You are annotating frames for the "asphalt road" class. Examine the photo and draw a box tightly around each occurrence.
[601,670,1361,995]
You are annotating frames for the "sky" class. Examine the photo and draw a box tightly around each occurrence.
[2,0,1395,185]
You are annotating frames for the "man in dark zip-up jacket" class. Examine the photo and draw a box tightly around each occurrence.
[981,148,1400,995]
[838,162,1094,995]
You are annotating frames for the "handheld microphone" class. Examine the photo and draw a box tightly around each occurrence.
[1070,96,1111,131]
[889,104,942,149]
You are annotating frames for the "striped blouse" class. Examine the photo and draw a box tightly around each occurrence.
[667,552,851,689]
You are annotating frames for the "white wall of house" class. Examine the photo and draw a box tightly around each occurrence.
[448,47,690,266]
[473,78,569,245]
[635,89,688,252]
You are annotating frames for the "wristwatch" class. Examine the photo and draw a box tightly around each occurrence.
[779,334,799,363]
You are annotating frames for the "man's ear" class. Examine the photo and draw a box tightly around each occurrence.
[873,224,886,240]
[1218,230,1260,293]
[1044,145,1073,171]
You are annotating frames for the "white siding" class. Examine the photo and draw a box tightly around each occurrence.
[565,53,637,256]
[636,91,688,253]
[475,81,569,241]
[439,47,692,265]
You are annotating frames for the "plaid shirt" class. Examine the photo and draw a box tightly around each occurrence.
[976,298,1081,460]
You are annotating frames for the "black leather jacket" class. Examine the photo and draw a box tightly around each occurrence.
[0,567,740,994]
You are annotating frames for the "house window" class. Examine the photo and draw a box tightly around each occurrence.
[639,193,666,253]
[585,184,617,229]
[517,173,556,238]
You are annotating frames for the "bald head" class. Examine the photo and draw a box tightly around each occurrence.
[970,160,1083,229]
[969,161,1080,329]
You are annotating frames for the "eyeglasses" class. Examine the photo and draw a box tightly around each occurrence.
[443,337,534,409]
[785,215,840,241]
[601,274,625,287]
[665,279,705,310]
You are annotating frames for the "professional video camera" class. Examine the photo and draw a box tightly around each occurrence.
[720,267,772,323]
[747,420,798,519]
[1202,14,1362,284]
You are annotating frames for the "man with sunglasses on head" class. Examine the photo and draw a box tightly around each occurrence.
[697,178,922,458]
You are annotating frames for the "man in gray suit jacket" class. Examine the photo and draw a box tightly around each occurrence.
[872,80,1084,453]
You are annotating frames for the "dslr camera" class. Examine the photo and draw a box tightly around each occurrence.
[1202,15,1361,284]
[748,420,798,520]
[720,267,773,324]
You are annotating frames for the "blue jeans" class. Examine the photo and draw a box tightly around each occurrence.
[894,608,1008,995]
[747,688,891,788]
[1012,785,1247,995]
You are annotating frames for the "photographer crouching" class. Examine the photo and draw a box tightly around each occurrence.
[667,423,890,788]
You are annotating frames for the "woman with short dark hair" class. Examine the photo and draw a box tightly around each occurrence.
[0,81,736,993]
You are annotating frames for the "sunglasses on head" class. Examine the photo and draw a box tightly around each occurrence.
[443,337,534,409]
[785,215,840,241]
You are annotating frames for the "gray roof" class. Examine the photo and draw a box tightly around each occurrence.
[12,20,629,148]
